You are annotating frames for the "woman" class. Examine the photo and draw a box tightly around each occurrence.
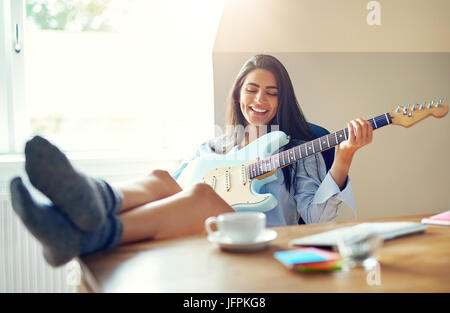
[10,54,371,268]
[174,54,373,226]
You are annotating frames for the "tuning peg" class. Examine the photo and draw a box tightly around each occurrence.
[411,104,417,111]
[420,103,425,110]
[427,101,433,109]
[403,107,408,115]
[395,106,401,113]
[436,99,442,108]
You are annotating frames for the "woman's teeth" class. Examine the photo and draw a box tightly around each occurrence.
[251,107,268,113]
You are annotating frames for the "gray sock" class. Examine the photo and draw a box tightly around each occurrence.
[10,177,123,267]
[24,136,122,231]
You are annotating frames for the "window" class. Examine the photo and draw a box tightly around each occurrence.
[1,0,224,161]
[0,0,10,154]
[0,0,25,154]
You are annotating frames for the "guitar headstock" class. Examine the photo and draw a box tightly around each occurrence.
[390,100,448,128]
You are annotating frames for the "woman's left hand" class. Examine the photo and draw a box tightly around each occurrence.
[338,118,373,157]
[329,118,373,189]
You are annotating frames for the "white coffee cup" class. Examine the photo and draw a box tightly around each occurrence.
[204,212,266,243]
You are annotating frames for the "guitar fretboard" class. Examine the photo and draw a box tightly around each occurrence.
[247,113,392,179]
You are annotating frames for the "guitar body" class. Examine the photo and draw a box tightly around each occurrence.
[177,131,290,212]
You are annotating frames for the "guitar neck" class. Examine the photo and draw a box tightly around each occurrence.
[247,112,393,179]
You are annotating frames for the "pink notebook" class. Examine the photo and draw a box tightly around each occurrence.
[421,211,450,226]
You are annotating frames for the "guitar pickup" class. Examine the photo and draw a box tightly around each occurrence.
[209,176,216,190]
[241,164,247,186]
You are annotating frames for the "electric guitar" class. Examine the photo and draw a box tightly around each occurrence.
[177,100,448,212]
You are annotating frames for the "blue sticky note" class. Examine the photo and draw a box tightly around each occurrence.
[274,248,330,267]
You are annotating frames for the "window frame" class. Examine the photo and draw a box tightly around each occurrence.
[0,0,26,155]
[0,0,12,154]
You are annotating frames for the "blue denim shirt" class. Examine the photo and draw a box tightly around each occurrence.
[172,142,356,227]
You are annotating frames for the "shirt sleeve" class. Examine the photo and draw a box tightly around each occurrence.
[293,153,356,224]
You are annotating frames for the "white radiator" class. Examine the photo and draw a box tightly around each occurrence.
[0,181,77,293]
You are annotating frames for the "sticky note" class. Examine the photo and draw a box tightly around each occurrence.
[295,261,342,273]
[274,247,339,268]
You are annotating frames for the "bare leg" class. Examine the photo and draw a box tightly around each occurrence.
[119,183,234,244]
[112,170,182,213]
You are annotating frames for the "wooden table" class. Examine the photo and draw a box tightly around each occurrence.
[78,214,450,293]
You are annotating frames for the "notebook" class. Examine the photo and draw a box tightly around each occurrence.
[421,211,450,226]
[289,222,427,248]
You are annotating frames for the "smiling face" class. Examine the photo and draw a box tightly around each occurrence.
[239,68,279,127]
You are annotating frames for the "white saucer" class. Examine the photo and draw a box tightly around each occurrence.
[207,229,277,252]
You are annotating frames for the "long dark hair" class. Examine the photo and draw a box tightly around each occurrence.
[210,54,313,191]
